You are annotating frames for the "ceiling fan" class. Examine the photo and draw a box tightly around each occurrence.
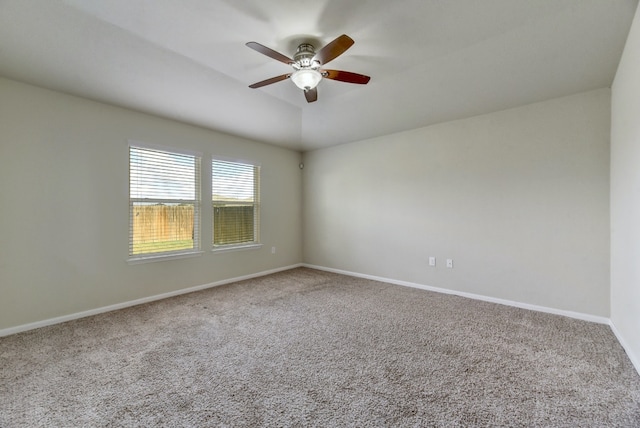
[246,34,370,103]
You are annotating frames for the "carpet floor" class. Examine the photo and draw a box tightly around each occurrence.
[1,267,639,427]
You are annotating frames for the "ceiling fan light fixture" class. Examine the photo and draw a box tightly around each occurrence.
[291,69,322,91]
[247,35,369,103]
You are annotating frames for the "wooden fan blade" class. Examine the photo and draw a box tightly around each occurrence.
[304,87,318,103]
[249,74,290,89]
[322,69,370,84]
[246,42,294,65]
[313,34,354,65]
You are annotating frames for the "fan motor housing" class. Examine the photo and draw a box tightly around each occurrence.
[294,43,317,67]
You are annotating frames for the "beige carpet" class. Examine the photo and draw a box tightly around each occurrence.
[1,268,639,427]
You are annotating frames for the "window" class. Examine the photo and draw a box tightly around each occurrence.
[129,144,201,259]
[212,159,260,249]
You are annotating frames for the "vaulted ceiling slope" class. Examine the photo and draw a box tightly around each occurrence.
[0,0,637,151]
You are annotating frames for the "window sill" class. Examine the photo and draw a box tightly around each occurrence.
[127,250,204,265]
[212,243,263,254]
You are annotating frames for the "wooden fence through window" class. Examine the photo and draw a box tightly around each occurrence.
[131,204,255,246]
[132,205,194,244]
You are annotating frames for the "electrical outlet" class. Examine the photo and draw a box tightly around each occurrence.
[429,257,436,266]
[271,246,276,254]
[446,259,453,268]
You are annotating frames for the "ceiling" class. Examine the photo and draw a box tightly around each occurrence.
[0,0,637,151]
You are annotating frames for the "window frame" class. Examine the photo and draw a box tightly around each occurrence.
[127,141,203,264]
[211,157,262,253]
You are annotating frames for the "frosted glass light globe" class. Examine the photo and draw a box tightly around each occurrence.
[291,69,322,90]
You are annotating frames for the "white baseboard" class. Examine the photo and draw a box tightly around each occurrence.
[302,264,610,325]
[0,264,303,338]
[609,321,640,376]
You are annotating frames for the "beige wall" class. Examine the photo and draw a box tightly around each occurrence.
[0,77,302,331]
[303,89,610,317]
[611,5,640,370]
[0,75,619,334]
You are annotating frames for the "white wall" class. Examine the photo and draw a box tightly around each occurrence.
[0,77,302,331]
[303,89,610,317]
[611,5,640,371]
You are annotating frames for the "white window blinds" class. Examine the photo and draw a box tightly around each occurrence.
[129,145,201,257]
[212,159,260,248]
